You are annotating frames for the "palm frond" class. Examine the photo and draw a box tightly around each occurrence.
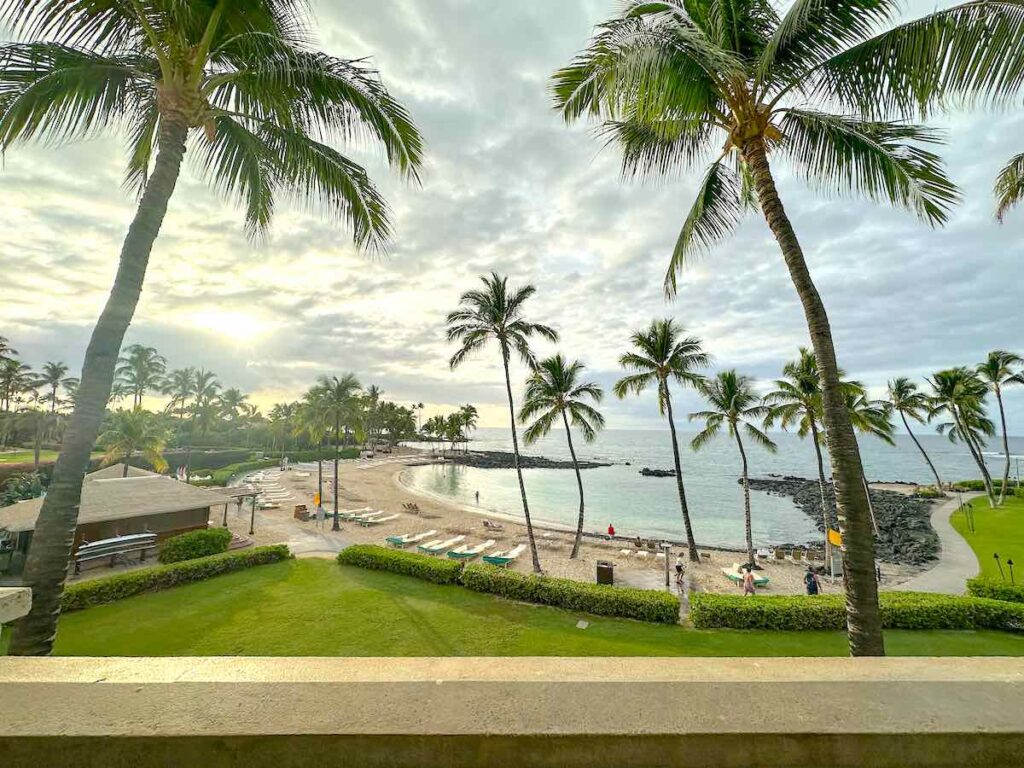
[777,109,959,226]
[995,151,1024,222]
[601,117,714,179]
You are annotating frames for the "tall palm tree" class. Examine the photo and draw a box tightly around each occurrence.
[614,319,709,561]
[16,405,56,469]
[690,371,776,568]
[34,362,77,413]
[929,367,997,506]
[0,336,16,361]
[162,367,196,423]
[218,387,248,445]
[553,0,1024,657]
[977,351,1022,505]
[446,273,558,573]
[115,344,166,408]
[189,369,221,439]
[888,377,944,492]
[0,359,34,412]
[312,374,362,530]
[2,0,423,657]
[520,354,605,559]
[458,403,479,452]
[97,408,169,477]
[296,389,330,509]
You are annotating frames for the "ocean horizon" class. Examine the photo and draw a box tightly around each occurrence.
[402,427,1024,548]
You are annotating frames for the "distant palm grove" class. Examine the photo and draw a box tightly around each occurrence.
[3,0,1024,660]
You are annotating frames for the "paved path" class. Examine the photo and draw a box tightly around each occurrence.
[897,493,980,594]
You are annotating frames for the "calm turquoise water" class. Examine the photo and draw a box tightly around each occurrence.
[402,428,1024,548]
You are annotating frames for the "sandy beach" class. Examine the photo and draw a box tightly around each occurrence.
[217,447,930,596]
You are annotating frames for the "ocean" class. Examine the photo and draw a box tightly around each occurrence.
[401,427,1024,548]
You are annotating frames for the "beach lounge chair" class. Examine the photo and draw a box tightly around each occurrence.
[790,548,805,562]
[386,530,438,548]
[721,563,770,587]
[447,539,496,560]
[352,510,386,523]
[773,548,788,561]
[359,513,400,527]
[482,543,527,567]
[417,535,465,555]
[618,549,633,558]
[338,507,374,521]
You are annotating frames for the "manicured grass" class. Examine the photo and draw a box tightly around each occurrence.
[951,495,1024,580]
[0,449,102,465]
[4,559,1022,657]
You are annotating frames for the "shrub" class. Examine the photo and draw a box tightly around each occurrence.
[953,479,1024,496]
[61,545,292,612]
[338,544,463,584]
[913,485,944,499]
[158,527,233,563]
[265,448,360,462]
[690,591,1024,631]
[461,563,680,624]
[967,578,1024,604]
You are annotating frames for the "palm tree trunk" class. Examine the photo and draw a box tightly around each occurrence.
[808,419,832,553]
[501,351,541,573]
[562,410,587,560]
[734,428,755,569]
[996,387,1011,505]
[663,386,699,562]
[899,411,944,491]
[317,435,324,509]
[954,408,996,507]
[7,118,189,657]
[332,418,341,531]
[743,137,883,657]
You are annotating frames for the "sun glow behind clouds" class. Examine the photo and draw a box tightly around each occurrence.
[183,309,274,343]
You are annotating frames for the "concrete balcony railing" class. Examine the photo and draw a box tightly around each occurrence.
[2,655,1023,767]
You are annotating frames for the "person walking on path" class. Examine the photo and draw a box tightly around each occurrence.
[742,568,756,597]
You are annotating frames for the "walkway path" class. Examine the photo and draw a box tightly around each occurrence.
[897,493,980,594]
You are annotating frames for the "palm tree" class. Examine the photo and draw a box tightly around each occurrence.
[34,362,77,413]
[995,154,1024,221]
[690,371,776,568]
[888,377,944,492]
[16,405,56,469]
[520,354,605,559]
[2,1,423,657]
[929,368,997,506]
[115,345,167,408]
[614,319,709,561]
[764,349,833,551]
[553,0,1024,657]
[977,351,1022,505]
[296,392,329,508]
[162,367,196,423]
[97,408,169,477]
[312,374,362,530]
[458,404,479,452]
[0,359,34,412]
[844,385,896,535]
[218,387,249,445]
[0,336,16,362]
[446,273,558,573]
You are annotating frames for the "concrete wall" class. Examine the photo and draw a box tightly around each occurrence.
[2,656,1023,767]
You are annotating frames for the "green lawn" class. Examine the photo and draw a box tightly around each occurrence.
[951,495,1024,580]
[0,449,102,465]
[5,559,1023,657]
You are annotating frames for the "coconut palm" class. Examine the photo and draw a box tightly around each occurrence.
[553,0,1024,657]
[97,408,168,477]
[995,153,1024,221]
[977,351,1022,504]
[929,367,997,506]
[218,387,248,444]
[0,359,34,412]
[296,390,330,508]
[690,371,776,568]
[34,362,77,413]
[115,345,167,408]
[16,406,57,469]
[520,355,605,559]
[0,336,16,361]
[162,367,196,422]
[446,273,558,573]
[2,0,423,656]
[614,319,709,561]
[888,377,944,492]
[311,373,362,530]
[458,403,479,452]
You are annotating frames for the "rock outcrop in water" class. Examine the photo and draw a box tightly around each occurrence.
[445,450,610,470]
[747,475,939,566]
[639,467,676,478]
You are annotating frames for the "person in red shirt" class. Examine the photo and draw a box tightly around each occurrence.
[607,523,615,538]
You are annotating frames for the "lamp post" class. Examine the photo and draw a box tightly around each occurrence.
[1009,559,1016,586]
[994,553,1005,581]
[249,494,257,536]
[661,542,671,588]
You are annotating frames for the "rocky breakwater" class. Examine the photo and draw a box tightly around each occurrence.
[447,451,611,470]
[639,467,676,478]
[747,475,939,566]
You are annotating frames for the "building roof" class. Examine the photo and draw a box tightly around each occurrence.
[0,468,231,534]
[85,464,160,481]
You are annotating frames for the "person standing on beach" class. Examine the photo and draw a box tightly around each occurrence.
[742,568,756,597]
[475,490,480,505]
[804,566,822,596]
[607,523,615,539]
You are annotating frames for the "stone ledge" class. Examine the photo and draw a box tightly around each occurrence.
[0,586,30,624]
[1,657,1023,767]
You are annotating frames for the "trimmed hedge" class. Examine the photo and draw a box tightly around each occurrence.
[690,591,1024,631]
[158,527,232,563]
[265,448,360,463]
[337,544,463,584]
[953,479,1024,496]
[61,545,292,612]
[967,578,1024,604]
[461,563,681,624]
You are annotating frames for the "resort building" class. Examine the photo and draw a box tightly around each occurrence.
[0,465,229,579]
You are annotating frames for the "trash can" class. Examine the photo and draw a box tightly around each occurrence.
[596,560,615,585]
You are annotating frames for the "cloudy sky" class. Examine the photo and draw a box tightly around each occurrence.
[2,0,1023,432]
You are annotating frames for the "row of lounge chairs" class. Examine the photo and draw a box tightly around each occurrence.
[385,531,527,566]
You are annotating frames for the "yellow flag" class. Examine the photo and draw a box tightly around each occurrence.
[828,529,843,547]
[314,493,321,507]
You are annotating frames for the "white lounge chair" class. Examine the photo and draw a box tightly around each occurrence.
[359,513,400,527]
[386,530,438,548]
[417,535,465,555]
[447,539,496,560]
[482,543,527,567]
